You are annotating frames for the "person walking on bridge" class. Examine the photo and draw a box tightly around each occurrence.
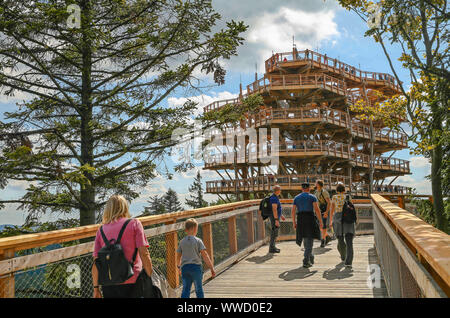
[268,185,285,253]
[314,180,332,247]
[329,183,356,268]
[291,183,323,268]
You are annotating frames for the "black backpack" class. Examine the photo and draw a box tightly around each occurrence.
[95,219,138,286]
[259,197,272,219]
[341,196,357,224]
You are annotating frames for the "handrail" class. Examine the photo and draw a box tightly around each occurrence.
[203,96,243,113]
[204,140,409,174]
[0,198,379,298]
[0,200,259,253]
[265,49,401,92]
[247,106,406,144]
[202,106,407,147]
[246,73,347,96]
[206,174,352,191]
[371,194,449,296]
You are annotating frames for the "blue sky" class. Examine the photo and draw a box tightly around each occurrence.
[0,0,432,225]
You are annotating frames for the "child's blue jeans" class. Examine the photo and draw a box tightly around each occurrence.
[181,264,204,298]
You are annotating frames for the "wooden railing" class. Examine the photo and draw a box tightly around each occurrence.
[353,184,412,196]
[206,174,353,194]
[246,74,347,96]
[373,157,410,173]
[371,194,449,297]
[265,49,401,92]
[206,177,412,198]
[203,96,243,113]
[248,106,349,129]
[0,197,382,298]
[0,200,266,298]
[204,140,410,174]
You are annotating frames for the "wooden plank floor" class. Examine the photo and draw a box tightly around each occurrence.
[201,235,388,298]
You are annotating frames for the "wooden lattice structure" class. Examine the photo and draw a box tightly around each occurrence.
[203,49,411,199]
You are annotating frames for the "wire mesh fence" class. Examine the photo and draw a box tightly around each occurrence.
[373,204,424,298]
[1,252,94,298]
[1,205,267,298]
[211,218,231,265]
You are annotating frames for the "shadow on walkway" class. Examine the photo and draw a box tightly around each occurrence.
[312,247,332,256]
[322,262,354,280]
[246,253,275,264]
[279,267,318,281]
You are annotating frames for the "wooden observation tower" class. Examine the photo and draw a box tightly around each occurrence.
[203,49,411,200]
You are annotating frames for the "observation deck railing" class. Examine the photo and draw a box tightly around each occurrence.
[202,104,408,152]
[204,140,410,175]
[265,49,401,92]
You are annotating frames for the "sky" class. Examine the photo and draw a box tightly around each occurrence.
[0,0,432,225]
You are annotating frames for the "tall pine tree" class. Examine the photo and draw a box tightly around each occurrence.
[0,0,247,226]
[185,171,208,209]
[162,188,182,213]
[143,195,166,215]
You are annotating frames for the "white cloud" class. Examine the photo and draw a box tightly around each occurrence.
[390,175,432,195]
[409,156,430,169]
[213,1,341,73]
[167,91,239,117]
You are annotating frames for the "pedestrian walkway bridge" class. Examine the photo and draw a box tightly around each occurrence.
[202,236,387,298]
[0,195,448,298]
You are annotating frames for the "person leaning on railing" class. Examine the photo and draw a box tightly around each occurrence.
[92,195,153,298]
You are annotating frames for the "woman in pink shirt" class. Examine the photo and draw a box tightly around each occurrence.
[92,195,153,298]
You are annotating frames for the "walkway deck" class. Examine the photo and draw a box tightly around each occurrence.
[202,235,388,298]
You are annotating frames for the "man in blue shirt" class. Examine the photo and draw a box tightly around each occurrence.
[291,183,323,268]
[268,185,285,253]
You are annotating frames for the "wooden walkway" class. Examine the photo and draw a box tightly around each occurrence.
[202,235,388,298]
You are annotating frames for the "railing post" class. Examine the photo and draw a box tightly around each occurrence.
[0,249,15,298]
[202,222,214,266]
[398,196,405,209]
[246,211,255,245]
[165,222,179,289]
[228,216,238,255]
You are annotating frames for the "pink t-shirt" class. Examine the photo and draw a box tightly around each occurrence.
[93,218,149,284]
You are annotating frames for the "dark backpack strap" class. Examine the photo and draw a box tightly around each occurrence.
[131,248,138,264]
[116,219,133,244]
[99,226,111,247]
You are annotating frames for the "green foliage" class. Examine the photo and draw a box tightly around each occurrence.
[338,0,449,232]
[0,218,79,239]
[411,197,450,234]
[162,188,183,213]
[142,195,167,215]
[0,0,248,226]
[201,93,264,128]
[185,171,208,209]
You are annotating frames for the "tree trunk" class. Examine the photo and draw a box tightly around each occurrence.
[79,0,95,229]
[79,0,95,298]
[431,143,447,233]
[369,120,375,195]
